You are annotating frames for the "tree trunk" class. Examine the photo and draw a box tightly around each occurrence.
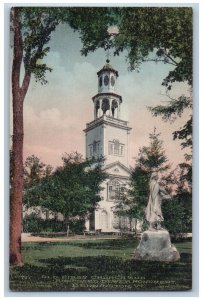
[10,8,31,266]
[10,94,24,265]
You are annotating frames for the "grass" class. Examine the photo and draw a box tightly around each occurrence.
[10,238,192,292]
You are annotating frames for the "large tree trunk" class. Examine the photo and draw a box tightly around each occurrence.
[10,92,24,266]
[10,8,31,266]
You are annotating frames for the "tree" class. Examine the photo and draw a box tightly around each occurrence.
[10,7,112,265]
[136,128,170,173]
[24,155,53,186]
[23,155,53,208]
[24,153,107,237]
[130,129,170,224]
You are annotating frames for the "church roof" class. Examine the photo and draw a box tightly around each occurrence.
[103,161,131,175]
[97,59,119,77]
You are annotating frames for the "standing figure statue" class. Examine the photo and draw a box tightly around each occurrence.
[145,172,171,231]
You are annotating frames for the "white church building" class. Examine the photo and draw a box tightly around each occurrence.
[84,60,135,233]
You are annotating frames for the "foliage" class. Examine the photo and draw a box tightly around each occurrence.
[149,94,192,157]
[115,7,192,85]
[24,155,53,185]
[81,7,192,89]
[162,199,188,236]
[24,153,107,231]
[136,128,170,173]
[23,155,53,208]
[129,167,150,220]
[10,7,113,85]
[160,166,192,234]
[23,213,85,234]
[133,129,170,208]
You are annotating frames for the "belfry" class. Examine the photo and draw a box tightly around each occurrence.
[84,60,132,232]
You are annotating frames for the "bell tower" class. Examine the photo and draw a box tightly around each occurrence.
[84,60,131,167]
[93,59,122,120]
[84,60,133,233]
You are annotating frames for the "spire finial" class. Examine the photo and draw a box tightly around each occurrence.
[105,47,111,64]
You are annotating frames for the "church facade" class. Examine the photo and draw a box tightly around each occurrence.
[84,60,133,233]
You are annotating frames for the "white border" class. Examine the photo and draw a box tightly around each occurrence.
[1,1,201,299]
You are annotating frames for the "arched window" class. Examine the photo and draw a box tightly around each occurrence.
[108,139,125,156]
[111,99,118,118]
[108,180,120,200]
[102,98,110,115]
[95,100,100,118]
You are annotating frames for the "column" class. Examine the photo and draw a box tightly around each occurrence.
[94,102,97,119]
[109,98,113,117]
[99,98,102,117]
[117,101,120,119]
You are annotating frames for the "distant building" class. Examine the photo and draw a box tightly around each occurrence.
[84,60,136,233]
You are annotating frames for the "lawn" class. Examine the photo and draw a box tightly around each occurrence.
[9,237,192,292]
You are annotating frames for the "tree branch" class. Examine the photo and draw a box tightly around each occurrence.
[20,71,31,100]
[142,58,177,67]
[164,53,179,66]
[30,20,59,68]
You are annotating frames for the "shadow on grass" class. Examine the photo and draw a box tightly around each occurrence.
[67,238,137,250]
[22,242,55,251]
[10,253,192,292]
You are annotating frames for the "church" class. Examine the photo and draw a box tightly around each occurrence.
[84,60,133,233]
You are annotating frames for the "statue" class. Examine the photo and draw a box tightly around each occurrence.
[145,172,171,231]
[133,171,180,261]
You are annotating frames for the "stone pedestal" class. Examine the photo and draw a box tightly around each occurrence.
[134,229,180,262]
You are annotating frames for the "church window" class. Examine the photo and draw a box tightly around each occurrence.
[114,139,120,155]
[108,140,125,156]
[108,180,121,200]
[108,185,114,200]
[104,75,109,86]
[111,75,115,86]
[89,145,93,157]
[89,141,100,157]
[99,76,102,87]
[109,142,114,155]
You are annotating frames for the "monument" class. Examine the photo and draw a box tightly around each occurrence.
[134,172,180,262]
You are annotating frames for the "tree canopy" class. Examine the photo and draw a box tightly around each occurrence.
[24,153,108,233]
[81,7,192,89]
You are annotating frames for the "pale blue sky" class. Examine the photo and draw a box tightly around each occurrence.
[22,23,190,168]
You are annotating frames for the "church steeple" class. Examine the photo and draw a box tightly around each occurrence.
[92,60,122,120]
[97,59,119,93]
[84,58,132,234]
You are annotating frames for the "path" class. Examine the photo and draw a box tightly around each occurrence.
[21,233,122,242]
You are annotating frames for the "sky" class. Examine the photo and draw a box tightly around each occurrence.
[14,23,191,170]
